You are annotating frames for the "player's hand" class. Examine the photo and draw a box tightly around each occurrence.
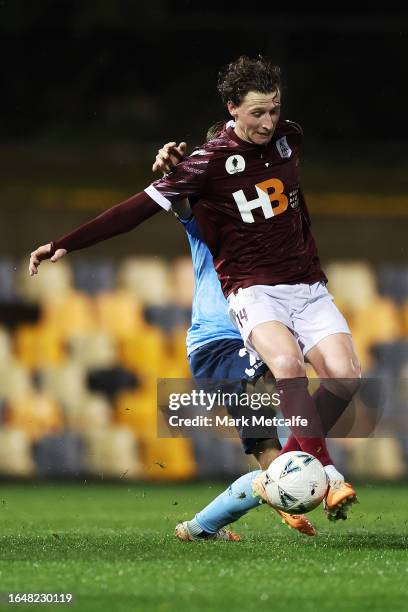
[29,243,67,276]
[152,141,187,174]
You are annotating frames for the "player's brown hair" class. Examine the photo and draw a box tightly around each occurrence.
[217,55,281,106]
[206,120,225,142]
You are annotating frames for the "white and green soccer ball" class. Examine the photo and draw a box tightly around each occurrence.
[263,451,328,514]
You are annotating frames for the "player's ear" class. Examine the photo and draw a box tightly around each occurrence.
[227,101,237,118]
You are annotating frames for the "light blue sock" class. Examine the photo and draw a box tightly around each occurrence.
[192,470,263,534]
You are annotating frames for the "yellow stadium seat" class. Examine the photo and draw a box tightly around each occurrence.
[15,323,65,369]
[349,330,374,372]
[140,435,197,481]
[351,297,403,347]
[401,301,408,336]
[41,290,95,339]
[7,391,64,441]
[94,289,145,340]
[115,387,157,438]
[120,326,169,383]
[325,261,377,311]
[169,328,192,378]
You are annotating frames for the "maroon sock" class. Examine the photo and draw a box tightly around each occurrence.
[312,385,351,435]
[276,377,333,466]
[280,435,301,454]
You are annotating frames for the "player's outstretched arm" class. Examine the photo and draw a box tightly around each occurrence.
[28,192,163,276]
[152,141,187,174]
[29,243,67,276]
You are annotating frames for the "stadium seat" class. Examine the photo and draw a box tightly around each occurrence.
[72,258,116,295]
[0,258,17,302]
[143,303,192,334]
[0,360,32,402]
[191,434,248,478]
[67,331,118,369]
[94,289,145,340]
[140,435,197,481]
[169,328,192,378]
[377,263,408,304]
[0,426,35,476]
[14,323,65,369]
[6,390,64,442]
[370,341,408,377]
[401,300,408,336]
[0,326,12,362]
[347,438,405,480]
[325,261,377,311]
[115,387,157,438]
[33,432,85,477]
[119,325,168,383]
[349,297,403,370]
[40,290,96,340]
[87,365,139,402]
[171,256,194,308]
[16,258,73,304]
[68,392,112,432]
[81,424,142,478]
[39,362,88,415]
[117,256,172,305]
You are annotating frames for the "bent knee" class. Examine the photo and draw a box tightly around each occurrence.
[269,354,305,378]
[320,355,361,380]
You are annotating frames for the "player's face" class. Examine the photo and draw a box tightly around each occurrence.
[228,90,281,145]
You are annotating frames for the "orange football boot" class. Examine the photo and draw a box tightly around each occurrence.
[324,482,357,521]
[252,473,317,537]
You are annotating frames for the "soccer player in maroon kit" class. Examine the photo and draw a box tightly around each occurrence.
[30,55,360,520]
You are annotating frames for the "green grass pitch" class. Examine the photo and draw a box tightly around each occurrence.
[0,482,407,611]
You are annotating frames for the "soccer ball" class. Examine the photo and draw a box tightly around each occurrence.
[263,451,328,514]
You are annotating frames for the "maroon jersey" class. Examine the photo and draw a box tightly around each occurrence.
[146,119,326,296]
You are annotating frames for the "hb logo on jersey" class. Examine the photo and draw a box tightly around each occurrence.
[232,178,289,223]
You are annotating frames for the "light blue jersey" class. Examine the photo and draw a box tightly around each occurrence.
[181,216,241,355]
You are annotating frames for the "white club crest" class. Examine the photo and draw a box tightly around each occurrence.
[225,154,245,174]
[275,136,292,159]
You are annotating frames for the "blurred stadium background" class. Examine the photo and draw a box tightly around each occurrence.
[1,3,408,483]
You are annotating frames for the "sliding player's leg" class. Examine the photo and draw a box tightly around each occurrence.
[175,339,317,542]
[176,460,316,541]
[176,470,262,541]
